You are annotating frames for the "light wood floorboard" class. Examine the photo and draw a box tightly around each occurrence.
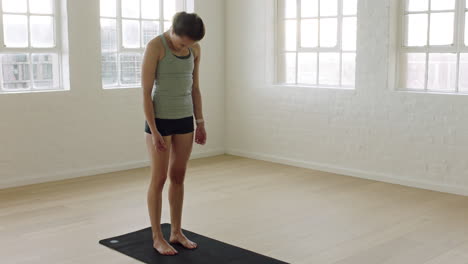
[1,154,468,264]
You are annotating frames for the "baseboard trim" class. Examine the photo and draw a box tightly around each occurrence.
[4,147,467,197]
[225,148,468,197]
[0,148,225,190]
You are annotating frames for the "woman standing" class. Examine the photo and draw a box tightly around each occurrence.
[141,12,206,256]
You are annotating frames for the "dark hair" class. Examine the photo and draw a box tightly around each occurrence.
[172,12,205,41]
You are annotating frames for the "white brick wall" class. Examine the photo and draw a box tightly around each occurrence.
[225,0,468,195]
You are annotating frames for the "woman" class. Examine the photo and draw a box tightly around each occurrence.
[141,12,206,256]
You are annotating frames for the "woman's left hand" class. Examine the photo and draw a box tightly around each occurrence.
[195,124,207,145]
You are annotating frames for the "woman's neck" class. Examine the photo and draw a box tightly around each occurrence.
[165,31,183,53]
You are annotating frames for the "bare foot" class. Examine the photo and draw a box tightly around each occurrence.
[169,231,198,249]
[153,237,178,255]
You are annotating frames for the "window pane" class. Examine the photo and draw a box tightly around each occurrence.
[2,0,27,13]
[319,53,340,85]
[320,0,337,16]
[298,52,317,84]
[101,18,117,51]
[427,53,457,91]
[465,13,468,45]
[400,53,426,89]
[122,19,141,48]
[142,21,160,46]
[343,0,357,15]
[459,53,468,92]
[406,0,428,12]
[32,53,58,89]
[102,53,118,86]
[320,18,337,47]
[431,0,455,11]
[406,14,427,47]
[342,53,355,86]
[142,0,159,19]
[342,17,356,51]
[301,19,318,47]
[164,21,171,31]
[164,0,176,20]
[100,0,116,17]
[284,52,296,84]
[285,20,297,51]
[120,53,142,85]
[3,15,28,48]
[122,0,140,18]
[429,12,454,45]
[29,0,53,14]
[187,0,194,12]
[1,54,30,90]
[285,0,297,18]
[30,16,55,48]
[301,0,318,17]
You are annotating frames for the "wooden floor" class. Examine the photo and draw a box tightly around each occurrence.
[1,154,468,264]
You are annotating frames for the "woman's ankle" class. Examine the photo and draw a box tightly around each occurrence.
[152,231,164,240]
[170,228,182,236]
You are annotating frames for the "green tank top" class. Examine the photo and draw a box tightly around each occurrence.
[152,33,194,119]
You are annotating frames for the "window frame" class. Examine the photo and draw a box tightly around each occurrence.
[100,0,188,90]
[0,0,63,94]
[275,0,357,89]
[395,0,468,94]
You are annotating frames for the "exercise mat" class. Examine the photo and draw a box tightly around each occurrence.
[99,223,289,264]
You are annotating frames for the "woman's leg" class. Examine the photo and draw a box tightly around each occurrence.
[168,131,197,249]
[145,132,178,255]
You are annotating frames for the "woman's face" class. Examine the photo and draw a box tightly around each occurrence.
[170,31,197,50]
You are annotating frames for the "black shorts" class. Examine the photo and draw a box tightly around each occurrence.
[145,115,194,136]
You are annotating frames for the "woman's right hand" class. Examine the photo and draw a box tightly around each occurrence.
[152,132,167,152]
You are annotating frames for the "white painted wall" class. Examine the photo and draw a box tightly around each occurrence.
[225,0,468,196]
[0,0,225,189]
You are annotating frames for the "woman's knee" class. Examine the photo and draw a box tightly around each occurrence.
[170,165,187,174]
[170,176,185,185]
[169,167,186,184]
[149,171,168,189]
[149,180,166,192]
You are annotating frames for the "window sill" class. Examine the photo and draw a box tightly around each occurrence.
[270,83,356,91]
[0,88,67,95]
[102,86,141,90]
[394,89,468,96]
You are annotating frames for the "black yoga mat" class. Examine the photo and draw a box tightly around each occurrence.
[99,223,289,264]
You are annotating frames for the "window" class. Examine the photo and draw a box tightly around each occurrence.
[397,0,468,93]
[276,0,357,88]
[0,0,61,94]
[100,0,188,89]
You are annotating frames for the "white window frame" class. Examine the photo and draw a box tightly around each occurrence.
[100,0,188,90]
[0,0,64,94]
[275,0,357,89]
[395,0,468,94]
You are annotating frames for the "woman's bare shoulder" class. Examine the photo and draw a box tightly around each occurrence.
[145,36,164,59]
[192,43,201,59]
[192,42,201,51]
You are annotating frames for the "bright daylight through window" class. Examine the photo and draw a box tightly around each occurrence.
[277,0,357,88]
[100,0,186,89]
[0,0,60,94]
[398,0,468,93]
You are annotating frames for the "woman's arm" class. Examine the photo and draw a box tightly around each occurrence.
[191,43,204,126]
[141,38,161,134]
